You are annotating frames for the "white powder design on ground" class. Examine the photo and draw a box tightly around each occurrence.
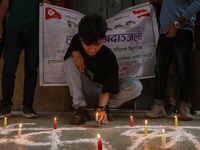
[0,123,112,150]
[0,123,200,150]
[119,125,200,150]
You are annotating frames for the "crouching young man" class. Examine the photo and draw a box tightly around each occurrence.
[64,14,143,125]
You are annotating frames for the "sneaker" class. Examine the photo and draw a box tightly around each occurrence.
[179,105,193,121]
[144,104,167,119]
[190,107,197,115]
[165,104,175,115]
[22,105,38,118]
[0,103,12,118]
[70,106,90,124]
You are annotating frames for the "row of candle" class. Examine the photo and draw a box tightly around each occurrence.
[129,115,178,128]
[4,117,103,150]
[130,115,178,149]
[3,115,179,150]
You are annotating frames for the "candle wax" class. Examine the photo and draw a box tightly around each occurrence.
[130,117,134,127]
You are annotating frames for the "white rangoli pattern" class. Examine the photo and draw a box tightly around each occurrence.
[0,123,200,150]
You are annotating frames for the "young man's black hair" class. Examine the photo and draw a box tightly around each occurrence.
[78,14,107,46]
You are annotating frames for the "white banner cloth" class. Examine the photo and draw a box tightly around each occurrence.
[39,2,159,86]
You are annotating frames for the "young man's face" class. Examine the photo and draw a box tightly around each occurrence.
[81,39,104,57]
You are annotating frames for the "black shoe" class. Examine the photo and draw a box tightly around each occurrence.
[70,107,90,124]
[22,104,38,118]
[0,103,12,118]
[165,104,175,115]
[190,107,197,115]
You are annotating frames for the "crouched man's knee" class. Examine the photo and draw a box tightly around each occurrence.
[125,79,143,99]
[64,58,76,73]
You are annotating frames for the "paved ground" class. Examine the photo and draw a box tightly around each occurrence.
[0,110,200,150]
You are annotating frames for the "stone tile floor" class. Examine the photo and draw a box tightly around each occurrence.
[0,110,200,150]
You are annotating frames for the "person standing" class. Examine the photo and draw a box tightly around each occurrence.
[0,0,53,118]
[145,0,200,121]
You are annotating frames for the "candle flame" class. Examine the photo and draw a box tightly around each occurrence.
[175,116,177,119]
[19,124,22,128]
[145,120,147,124]
[96,113,98,117]
[97,134,101,139]
[130,116,133,119]
[162,129,165,133]
[54,118,57,121]
[5,117,7,120]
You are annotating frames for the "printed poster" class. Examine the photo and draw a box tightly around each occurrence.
[39,2,159,86]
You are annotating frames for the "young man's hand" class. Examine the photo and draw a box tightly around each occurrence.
[40,0,51,6]
[72,51,86,72]
[96,110,109,125]
[165,23,177,38]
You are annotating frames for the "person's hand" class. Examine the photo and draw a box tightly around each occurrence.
[96,110,109,125]
[0,27,3,42]
[40,0,51,6]
[165,23,177,38]
[72,51,86,72]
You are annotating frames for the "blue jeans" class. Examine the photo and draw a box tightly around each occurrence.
[154,30,193,103]
[64,58,143,109]
[1,27,39,106]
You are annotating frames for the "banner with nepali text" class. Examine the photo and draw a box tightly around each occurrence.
[39,2,159,86]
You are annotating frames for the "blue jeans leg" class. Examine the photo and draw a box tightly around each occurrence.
[154,30,193,103]
[1,27,39,106]
[2,30,24,106]
[23,27,39,105]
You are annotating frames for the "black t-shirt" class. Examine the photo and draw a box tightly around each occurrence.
[64,34,118,94]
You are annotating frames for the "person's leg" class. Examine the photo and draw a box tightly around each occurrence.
[64,58,99,124]
[64,58,88,109]
[144,35,174,118]
[165,59,176,115]
[0,30,24,118]
[22,27,39,118]
[107,78,142,108]
[173,30,193,121]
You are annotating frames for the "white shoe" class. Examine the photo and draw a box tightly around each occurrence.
[144,104,167,118]
[179,106,193,121]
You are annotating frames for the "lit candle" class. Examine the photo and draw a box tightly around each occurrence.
[161,129,166,148]
[130,116,134,127]
[97,134,102,150]
[18,124,22,139]
[4,117,7,129]
[96,113,99,124]
[145,120,148,136]
[54,118,57,129]
[175,116,178,128]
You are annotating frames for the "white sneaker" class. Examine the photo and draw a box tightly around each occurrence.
[144,104,167,118]
[179,106,193,121]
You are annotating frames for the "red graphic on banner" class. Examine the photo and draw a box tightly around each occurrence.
[45,7,61,20]
[133,9,150,19]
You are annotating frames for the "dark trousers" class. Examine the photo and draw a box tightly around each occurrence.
[1,27,39,106]
[154,30,193,103]
[0,41,3,58]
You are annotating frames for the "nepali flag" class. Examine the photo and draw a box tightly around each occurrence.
[45,7,61,20]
